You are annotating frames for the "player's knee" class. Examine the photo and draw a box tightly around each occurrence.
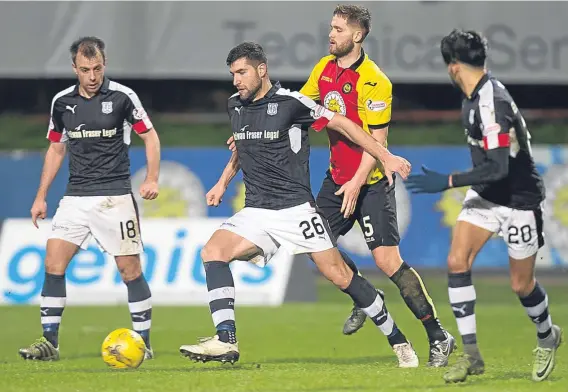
[324,262,353,289]
[44,239,76,275]
[116,255,142,282]
[44,255,67,275]
[510,275,535,297]
[372,246,402,276]
[447,251,470,273]
[200,242,230,263]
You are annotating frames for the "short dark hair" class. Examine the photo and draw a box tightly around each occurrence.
[226,42,267,67]
[333,4,371,41]
[441,29,488,68]
[70,36,106,64]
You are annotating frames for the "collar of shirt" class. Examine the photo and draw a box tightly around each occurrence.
[239,80,281,106]
[468,72,491,100]
[70,76,110,97]
[332,48,366,71]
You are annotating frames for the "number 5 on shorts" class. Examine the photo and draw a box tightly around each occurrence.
[120,220,137,240]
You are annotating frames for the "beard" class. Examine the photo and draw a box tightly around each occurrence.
[239,77,262,103]
[330,40,355,58]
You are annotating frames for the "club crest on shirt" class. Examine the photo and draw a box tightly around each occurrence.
[342,82,352,94]
[323,91,346,115]
[267,102,278,116]
[102,101,113,114]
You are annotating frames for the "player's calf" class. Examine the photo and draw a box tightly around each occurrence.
[448,270,482,361]
[387,259,455,366]
[339,250,368,335]
[341,274,418,367]
[516,279,563,381]
[125,273,153,354]
[180,260,239,364]
[180,230,260,364]
[39,273,66,350]
[388,260,447,341]
[313,248,418,367]
[117,255,153,353]
[20,272,66,361]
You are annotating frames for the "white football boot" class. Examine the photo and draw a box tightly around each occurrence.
[393,341,419,368]
[180,335,239,364]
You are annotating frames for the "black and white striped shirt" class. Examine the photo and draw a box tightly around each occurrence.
[456,73,545,210]
[227,81,334,210]
[47,77,153,196]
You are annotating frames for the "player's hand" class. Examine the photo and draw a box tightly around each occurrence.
[335,179,362,218]
[30,198,47,229]
[227,136,236,152]
[206,182,227,207]
[382,154,412,186]
[140,180,159,200]
[405,165,450,194]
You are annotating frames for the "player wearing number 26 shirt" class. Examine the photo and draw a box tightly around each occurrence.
[406,29,561,384]
[178,41,417,367]
[19,37,160,363]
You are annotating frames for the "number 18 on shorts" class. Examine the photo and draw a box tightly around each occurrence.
[50,194,143,256]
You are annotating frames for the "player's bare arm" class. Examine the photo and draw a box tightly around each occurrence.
[207,151,240,207]
[31,142,66,228]
[336,126,389,218]
[327,115,411,182]
[137,128,161,200]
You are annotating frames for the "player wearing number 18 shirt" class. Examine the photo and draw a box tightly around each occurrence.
[406,29,562,384]
[19,37,161,362]
[178,42,418,367]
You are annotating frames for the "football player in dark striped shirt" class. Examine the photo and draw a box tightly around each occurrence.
[406,29,562,384]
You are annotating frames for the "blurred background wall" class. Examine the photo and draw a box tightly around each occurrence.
[1,1,567,304]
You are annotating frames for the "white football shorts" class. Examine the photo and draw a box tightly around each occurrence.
[219,201,336,267]
[50,194,143,256]
[457,189,544,259]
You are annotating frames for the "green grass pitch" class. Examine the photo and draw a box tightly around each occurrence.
[1,274,566,392]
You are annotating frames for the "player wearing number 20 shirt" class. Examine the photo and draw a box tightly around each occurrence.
[407,30,561,384]
[407,33,545,260]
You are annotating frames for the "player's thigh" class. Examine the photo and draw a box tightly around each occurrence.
[450,190,498,272]
[50,196,92,251]
[315,176,356,239]
[502,207,544,296]
[207,207,277,265]
[357,179,402,275]
[202,229,264,263]
[508,254,537,297]
[88,194,143,256]
[448,221,493,272]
